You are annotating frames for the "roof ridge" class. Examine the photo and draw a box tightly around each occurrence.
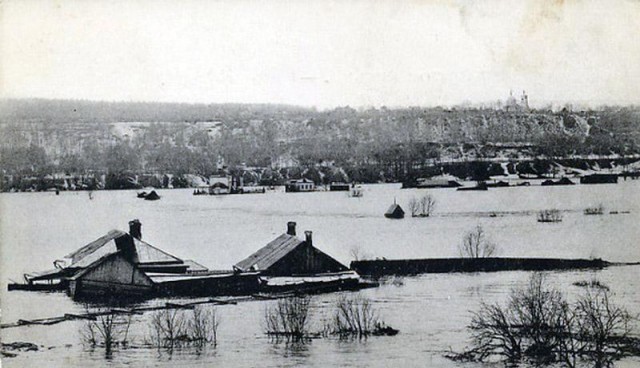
[64,229,127,259]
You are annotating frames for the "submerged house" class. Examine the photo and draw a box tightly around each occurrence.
[233,222,362,291]
[12,221,374,299]
[68,252,155,298]
[22,220,206,298]
[234,222,348,275]
[385,202,405,219]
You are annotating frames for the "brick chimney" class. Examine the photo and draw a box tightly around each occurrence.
[129,219,142,240]
[115,233,138,262]
[287,221,296,236]
[304,231,312,246]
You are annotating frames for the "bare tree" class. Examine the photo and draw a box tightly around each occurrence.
[573,287,631,367]
[349,245,372,261]
[189,307,220,347]
[450,275,636,366]
[149,309,186,350]
[408,197,420,217]
[81,311,132,356]
[264,296,311,339]
[419,194,436,217]
[331,295,381,336]
[148,306,220,350]
[509,273,567,360]
[349,245,362,262]
[469,301,522,361]
[409,194,436,217]
[459,225,496,258]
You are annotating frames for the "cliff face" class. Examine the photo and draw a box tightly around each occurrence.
[1,99,639,184]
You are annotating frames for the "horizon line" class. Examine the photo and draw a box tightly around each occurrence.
[1,96,639,112]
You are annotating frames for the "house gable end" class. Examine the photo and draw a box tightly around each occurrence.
[266,242,348,276]
[74,253,153,287]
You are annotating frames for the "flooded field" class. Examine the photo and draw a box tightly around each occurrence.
[2,181,640,367]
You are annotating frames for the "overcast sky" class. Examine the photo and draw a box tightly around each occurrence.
[2,0,639,108]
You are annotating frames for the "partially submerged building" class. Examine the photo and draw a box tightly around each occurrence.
[12,220,373,300]
[385,202,405,219]
[233,222,361,292]
[234,222,349,275]
[22,220,206,298]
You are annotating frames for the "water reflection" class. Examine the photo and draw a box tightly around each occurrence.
[266,337,311,360]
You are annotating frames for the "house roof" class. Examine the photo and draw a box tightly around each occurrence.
[65,230,183,269]
[288,178,314,184]
[183,259,209,272]
[385,204,404,215]
[234,233,304,272]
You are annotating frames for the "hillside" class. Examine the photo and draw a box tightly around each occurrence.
[1,98,639,188]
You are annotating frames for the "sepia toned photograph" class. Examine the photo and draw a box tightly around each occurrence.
[1,1,639,367]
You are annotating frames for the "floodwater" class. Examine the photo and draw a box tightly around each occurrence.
[1,180,640,367]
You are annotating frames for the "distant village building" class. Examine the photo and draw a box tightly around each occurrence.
[285,178,315,192]
[209,175,232,194]
[208,174,247,194]
[505,90,530,112]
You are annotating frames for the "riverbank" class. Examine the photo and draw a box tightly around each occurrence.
[2,155,639,193]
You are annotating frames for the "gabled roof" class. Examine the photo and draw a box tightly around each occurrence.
[65,230,125,263]
[65,230,183,269]
[385,204,404,215]
[234,234,304,272]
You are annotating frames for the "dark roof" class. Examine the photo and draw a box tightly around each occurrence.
[385,204,404,215]
[145,191,161,200]
[234,234,304,272]
[64,230,183,268]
